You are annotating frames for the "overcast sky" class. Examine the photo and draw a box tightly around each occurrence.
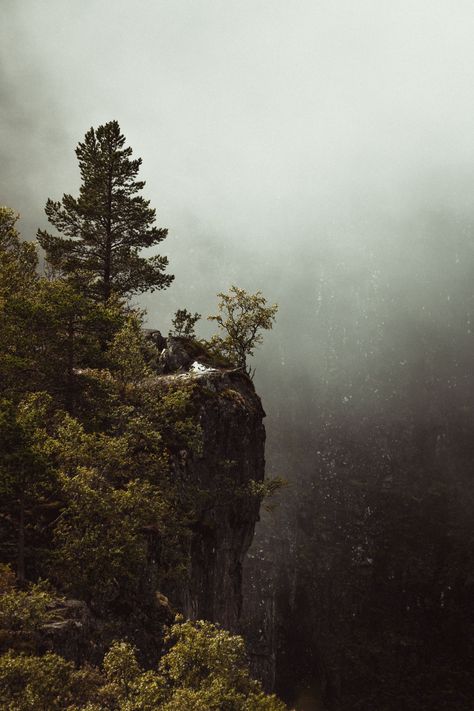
[2,1,474,403]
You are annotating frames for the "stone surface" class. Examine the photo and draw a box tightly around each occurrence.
[161,365,266,633]
[38,598,93,662]
[156,336,229,374]
[144,328,167,351]
[158,336,194,372]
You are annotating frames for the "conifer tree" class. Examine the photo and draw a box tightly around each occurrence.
[37,120,174,302]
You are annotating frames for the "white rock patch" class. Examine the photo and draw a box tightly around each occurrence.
[190,361,216,374]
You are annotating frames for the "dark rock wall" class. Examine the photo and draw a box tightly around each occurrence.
[166,367,266,632]
[26,338,268,669]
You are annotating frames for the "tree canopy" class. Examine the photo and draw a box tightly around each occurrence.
[37,120,174,301]
[0,197,285,709]
[208,286,278,377]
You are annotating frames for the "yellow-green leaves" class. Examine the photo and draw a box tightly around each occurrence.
[208,286,278,377]
[108,315,151,396]
[98,621,287,710]
[0,568,57,637]
[157,619,287,711]
[0,651,76,710]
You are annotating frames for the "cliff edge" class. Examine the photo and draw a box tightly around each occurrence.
[152,335,266,632]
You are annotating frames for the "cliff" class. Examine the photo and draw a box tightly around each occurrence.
[31,336,267,664]
[153,336,267,632]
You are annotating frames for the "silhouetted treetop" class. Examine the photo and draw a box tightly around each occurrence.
[37,120,174,301]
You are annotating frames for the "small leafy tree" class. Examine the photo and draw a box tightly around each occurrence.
[107,314,151,397]
[37,120,174,302]
[103,641,143,701]
[208,286,278,377]
[159,618,287,710]
[169,309,201,338]
[101,620,287,710]
[0,651,77,709]
[0,575,56,637]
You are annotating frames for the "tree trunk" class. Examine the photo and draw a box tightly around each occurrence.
[103,156,113,302]
[66,316,75,414]
[17,489,25,583]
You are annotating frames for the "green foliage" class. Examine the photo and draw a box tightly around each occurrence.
[0,394,52,496]
[0,650,105,710]
[37,120,173,301]
[0,650,77,709]
[158,619,287,710]
[0,204,285,709]
[0,209,39,397]
[170,309,201,338]
[99,622,287,710]
[52,469,172,609]
[0,395,58,580]
[141,380,203,458]
[38,378,200,607]
[0,207,38,300]
[0,221,124,407]
[107,313,152,397]
[23,280,122,410]
[0,575,56,636]
[103,641,142,697]
[160,618,249,688]
[46,412,131,482]
[245,476,286,511]
[208,286,278,377]
[0,622,287,709]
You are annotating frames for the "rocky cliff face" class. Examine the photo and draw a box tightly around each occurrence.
[33,336,267,664]
[154,336,267,632]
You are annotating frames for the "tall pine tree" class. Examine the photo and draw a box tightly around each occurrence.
[38,120,173,301]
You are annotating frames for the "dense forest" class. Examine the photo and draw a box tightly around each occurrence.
[3,6,474,707]
[0,122,284,710]
[2,120,474,711]
[243,236,474,709]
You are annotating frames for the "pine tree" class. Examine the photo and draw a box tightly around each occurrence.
[37,120,174,302]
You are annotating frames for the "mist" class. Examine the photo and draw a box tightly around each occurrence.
[3,2,474,389]
[2,2,474,708]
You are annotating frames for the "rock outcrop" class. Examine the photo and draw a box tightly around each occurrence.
[154,336,266,632]
[30,336,266,664]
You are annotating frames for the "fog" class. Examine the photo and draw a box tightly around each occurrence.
[3,3,474,706]
[4,4,474,369]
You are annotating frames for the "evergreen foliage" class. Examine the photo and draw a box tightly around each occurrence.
[0,201,284,709]
[0,208,38,297]
[170,308,201,338]
[37,121,174,301]
[0,602,287,710]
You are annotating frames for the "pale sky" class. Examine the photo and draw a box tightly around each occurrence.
[2,1,474,405]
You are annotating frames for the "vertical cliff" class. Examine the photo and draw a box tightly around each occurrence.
[155,336,266,632]
[30,336,268,664]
